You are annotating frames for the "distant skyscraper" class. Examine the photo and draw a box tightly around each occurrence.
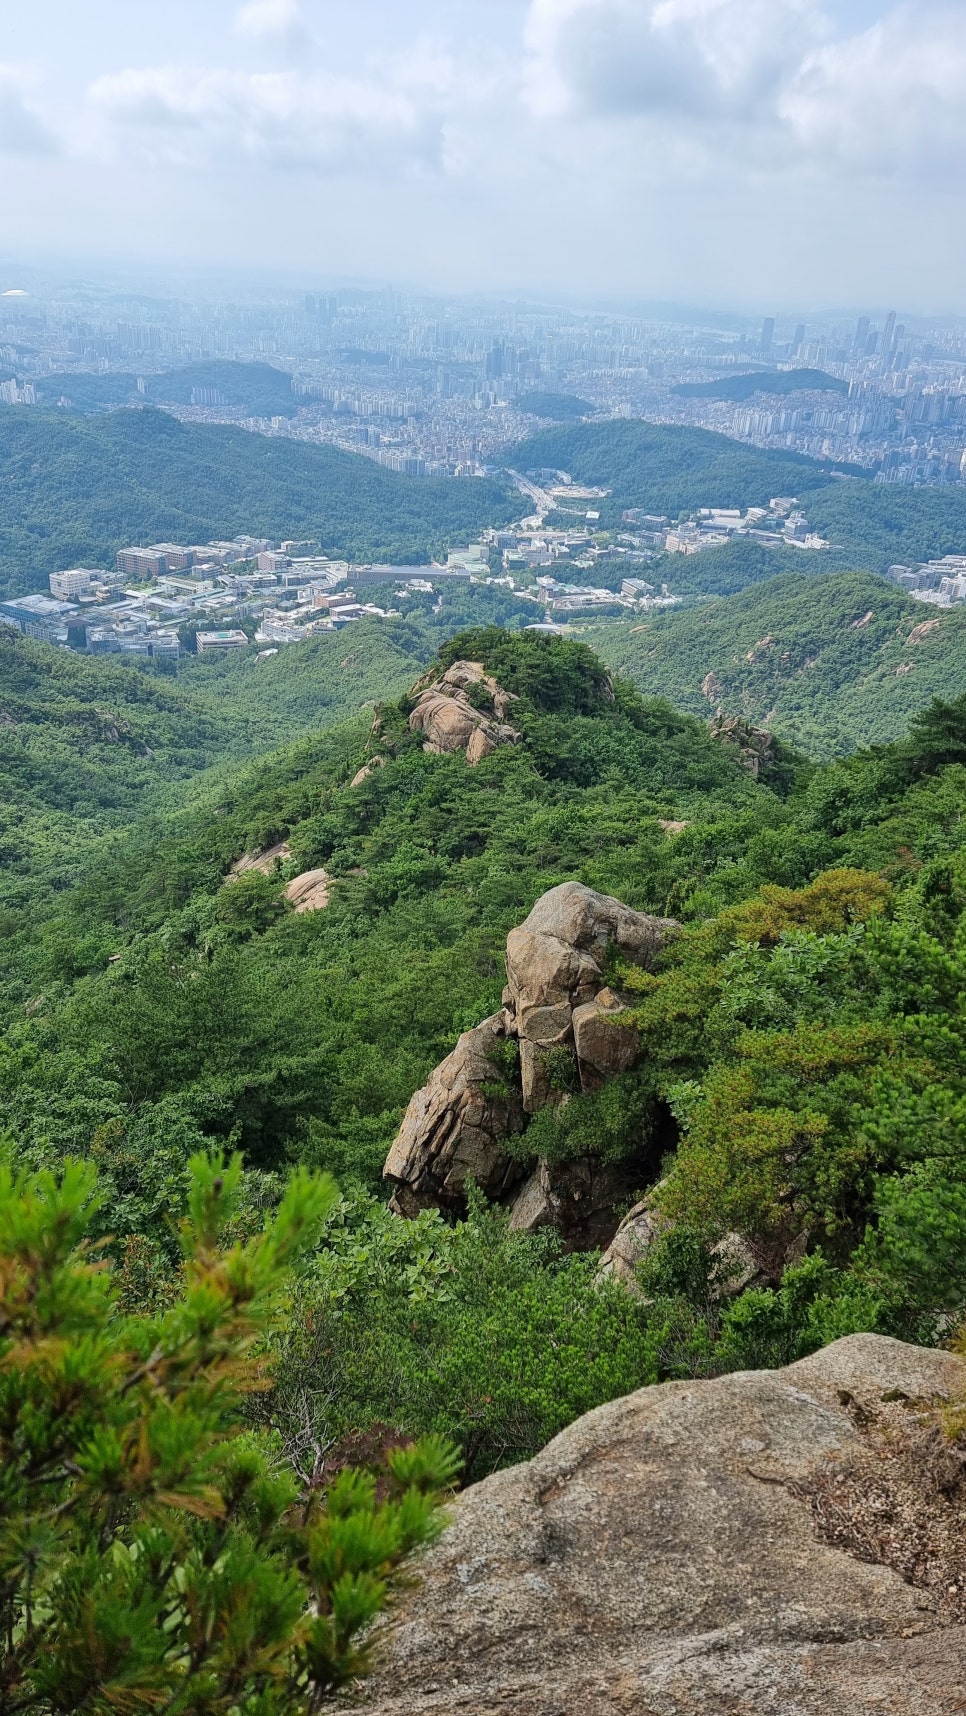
[792,324,806,357]
[485,341,505,380]
[881,310,897,359]
[852,315,870,356]
[760,317,775,357]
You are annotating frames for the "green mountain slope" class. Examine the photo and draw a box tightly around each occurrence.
[516,420,966,571]
[0,620,430,922]
[590,571,966,756]
[34,361,300,417]
[0,407,523,596]
[515,419,852,516]
[8,627,966,1476]
[673,368,848,401]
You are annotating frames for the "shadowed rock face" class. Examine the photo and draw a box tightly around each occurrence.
[383,883,677,1245]
[384,1013,526,1216]
[357,1335,966,1715]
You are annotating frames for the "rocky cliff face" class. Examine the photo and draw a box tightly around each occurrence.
[357,1334,966,1715]
[383,883,677,1245]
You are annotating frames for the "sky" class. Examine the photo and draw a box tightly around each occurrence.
[0,0,964,311]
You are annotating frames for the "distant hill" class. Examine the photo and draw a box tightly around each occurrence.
[591,570,966,757]
[35,361,299,418]
[514,420,966,569]
[673,369,849,402]
[513,420,853,522]
[516,392,593,420]
[0,408,524,597]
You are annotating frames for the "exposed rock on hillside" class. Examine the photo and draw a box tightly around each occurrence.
[384,1013,526,1216]
[357,1335,966,1715]
[408,660,520,764]
[384,883,676,1242]
[710,712,779,779]
[350,756,386,787]
[230,839,291,878]
[284,869,331,913]
[594,1194,667,1289]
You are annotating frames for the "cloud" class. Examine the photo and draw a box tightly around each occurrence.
[783,3,966,172]
[0,68,60,155]
[524,0,826,124]
[234,0,309,49]
[523,0,966,179]
[86,64,447,174]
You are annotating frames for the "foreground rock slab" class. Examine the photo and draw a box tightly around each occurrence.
[357,1335,966,1715]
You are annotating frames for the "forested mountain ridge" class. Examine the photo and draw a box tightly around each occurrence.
[0,406,523,597]
[0,619,430,933]
[516,418,966,569]
[591,570,966,756]
[7,624,966,1579]
[33,360,301,417]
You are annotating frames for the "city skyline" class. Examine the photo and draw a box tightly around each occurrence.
[0,1,964,309]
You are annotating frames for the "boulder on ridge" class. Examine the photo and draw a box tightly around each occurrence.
[407,660,519,764]
[383,884,677,1238]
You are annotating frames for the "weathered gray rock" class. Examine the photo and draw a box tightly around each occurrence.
[350,755,386,787]
[508,1155,645,1251]
[357,1335,966,1715]
[505,883,673,1041]
[229,839,291,877]
[595,1194,666,1290]
[383,1014,525,1213]
[518,1038,556,1114]
[407,661,519,764]
[572,992,638,1090]
[710,712,779,780]
[284,869,332,913]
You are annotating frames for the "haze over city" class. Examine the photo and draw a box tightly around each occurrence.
[1,0,964,308]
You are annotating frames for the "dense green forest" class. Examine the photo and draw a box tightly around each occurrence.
[591,570,966,756]
[7,624,966,1496]
[33,360,301,417]
[636,536,870,598]
[515,418,857,515]
[0,407,523,597]
[673,368,848,401]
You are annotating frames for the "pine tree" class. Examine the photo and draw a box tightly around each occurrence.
[0,1151,458,1715]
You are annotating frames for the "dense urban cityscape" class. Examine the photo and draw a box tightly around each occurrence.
[3,276,966,489]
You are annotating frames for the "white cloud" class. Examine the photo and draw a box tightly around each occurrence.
[234,0,308,48]
[524,0,826,124]
[86,64,447,174]
[0,68,59,155]
[523,0,966,179]
[783,3,966,171]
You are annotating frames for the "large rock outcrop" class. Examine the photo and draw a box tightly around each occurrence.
[710,712,779,780]
[408,660,520,764]
[357,1335,966,1715]
[384,1013,526,1216]
[383,884,676,1241]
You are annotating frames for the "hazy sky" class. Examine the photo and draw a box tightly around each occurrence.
[1,0,963,310]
